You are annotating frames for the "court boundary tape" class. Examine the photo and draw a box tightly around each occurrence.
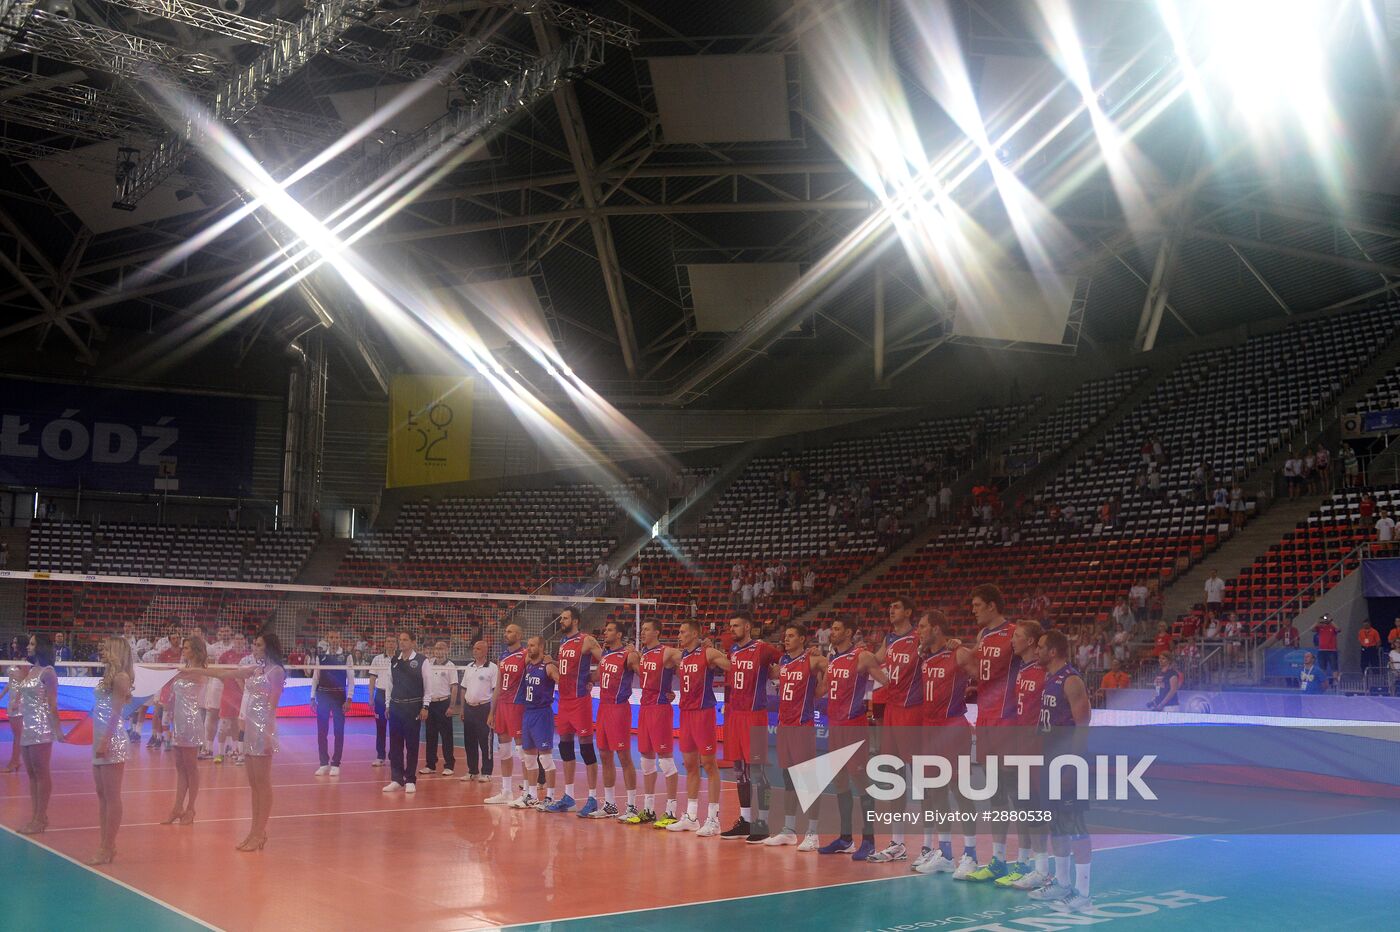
[498,834,1193,930]
[45,800,494,833]
[0,825,219,931]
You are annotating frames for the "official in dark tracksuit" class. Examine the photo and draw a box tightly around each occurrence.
[312,632,352,773]
[385,631,429,792]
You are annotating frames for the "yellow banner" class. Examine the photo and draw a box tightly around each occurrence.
[386,375,474,488]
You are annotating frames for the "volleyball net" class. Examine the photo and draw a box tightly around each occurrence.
[0,569,661,727]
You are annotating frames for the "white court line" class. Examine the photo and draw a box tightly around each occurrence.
[495,834,1198,930]
[0,778,392,800]
[46,801,495,833]
[1,825,219,930]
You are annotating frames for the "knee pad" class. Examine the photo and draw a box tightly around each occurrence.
[733,759,750,786]
[579,741,597,766]
[538,753,556,773]
[640,756,657,776]
[753,764,770,790]
[658,757,678,778]
[498,738,514,759]
[558,736,576,762]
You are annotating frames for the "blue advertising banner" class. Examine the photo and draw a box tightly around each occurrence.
[1264,647,1309,677]
[1362,409,1400,432]
[0,378,256,496]
[1362,558,1400,597]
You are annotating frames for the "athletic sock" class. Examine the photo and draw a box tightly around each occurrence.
[1075,864,1091,897]
[1035,852,1050,876]
[644,794,655,812]
[963,836,977,859]
[922,832,934,851]
[785,815,797,832]
[664,797,676,815]
[604,786,615,805]
[807,819,820,834]
[837,791,854,836]
[740,807,752,821]
[687,800,699,820]
[892,832,905,846]
[708,802,721,822]
[940,840,953,860]
[992,842,1006,861]
[1055,855,1071,887]
[862,832,876,845]
[1018,847,1033,864]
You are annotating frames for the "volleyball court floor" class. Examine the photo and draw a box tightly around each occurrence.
[1,719,1395,931]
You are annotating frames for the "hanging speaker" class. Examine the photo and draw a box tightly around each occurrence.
[1342,413,1363,438]
[38,0,74,16]
[217,0,246,13]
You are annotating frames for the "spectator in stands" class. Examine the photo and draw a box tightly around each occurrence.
[1273,621,1300,648]
[1359,492,1376,526]
[688,598,700,620]
[1211,483,1229,521]
[1147,464,1163,500]
[1111,598,1134,632]
[741,578,754,607]
[816,623,832,656]
[731,572,742,607]
[53,632,72,677]
[1315,443,1331,491]
[1101,658,1131,691]
[1303,447,1319,494]
[595,561,609,583]
[0,541,7,568]
[1282,451,1302,498]
[608,565,620,595]
[1230,483,1246,530]
[1313,614,1340,672]
[1128,581,1149,626]
[1152,623,1174,658]
[790,572,803,596]
[939,483,953,520]
[760,574,775,603]
[1377,511,1396,552]
[1298,652,1327,693]
[1203,570,1226,618]
[1342,444,1361,488]
[1389,642,1400,677]
[1359,620,1382,672]
[1389,623,1400,654]
[1148,652,1182,711]
[803,567,816,593]
[1112,625,1130,662]
[630,566,642,597]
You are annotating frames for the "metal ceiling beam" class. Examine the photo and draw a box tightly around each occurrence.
[0,248,93,360]
[1224,242,1291,316]
[532,16,639,376]
[100,0,281,45]
[1097,238,1197,337]
[1185,229,1400,279]
[0,1,39,53]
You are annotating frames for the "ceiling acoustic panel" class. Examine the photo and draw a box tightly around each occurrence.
[648,54,792,144]
[687,263,801,332]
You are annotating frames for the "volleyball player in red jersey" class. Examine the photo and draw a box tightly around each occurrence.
[720,612,783,843]
[545,608,603,815]
[960,584,1022,883]
[592,621,637,820]
[817,618,888,860]
[663,619,730,837]
[995,620,1051,890]
[867,597,922,863]
[763,623,827,850]
[485,624,527,805]
[625,619,679,826]
[912,611,979,876]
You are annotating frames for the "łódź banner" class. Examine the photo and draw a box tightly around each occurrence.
[386,375,473,488]
[0,378,255,495]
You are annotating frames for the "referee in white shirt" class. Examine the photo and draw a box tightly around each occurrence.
[459,640,497,782]
[366,635,397,767]
[421,640,459,776]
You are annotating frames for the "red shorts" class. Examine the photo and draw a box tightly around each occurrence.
[776,724,816,768]
[554,696,594,739]
[827,719,870,777]
[679,707,717,755]
[219,683,243,720]
[725,708,770,764]
[923,719,973,759]
[637,704,674,756]
[494,702,523,740]
[974,719,1014,763]
[880,703,925,759]
[595,702,632,753]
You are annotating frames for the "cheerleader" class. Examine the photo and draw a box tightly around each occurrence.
[91,637,134,864]
[162,636,208,825]
[15,634,58,834]
[217,630,286,851]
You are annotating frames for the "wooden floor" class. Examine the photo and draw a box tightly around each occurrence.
[0,719,942,931]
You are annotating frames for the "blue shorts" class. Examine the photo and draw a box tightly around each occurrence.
[523,708,555,751]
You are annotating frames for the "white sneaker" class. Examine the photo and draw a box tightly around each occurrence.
[476,774,491,783]
[1029,880,1074,903]
[616,805,639,823]
[315,765,330,776]
[509,794,537,810]
[666,814,701,832]
[405,783,417,794]
[763,829,798,846]
[797,833,820,852]
[916,850,957,875]
[865,842,908,863]
[418,767,433,775]
[951,853,979,880]
[460,772,475,782]
[1011,869,1052,890]
[1052,891,1094,913]
[484,791,511,804]
[328,766,340,777]
[695,817,722,837]
[371,759,386,767]
[910,847,933,871]
[441,769,454,777]
[383,781,403,793]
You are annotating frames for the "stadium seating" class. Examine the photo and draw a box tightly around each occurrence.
[825,304,1400,635]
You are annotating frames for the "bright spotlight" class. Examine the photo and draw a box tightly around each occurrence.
[1202,0,1335,115]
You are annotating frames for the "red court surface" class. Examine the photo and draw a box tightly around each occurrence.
[0,721,1179,930]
